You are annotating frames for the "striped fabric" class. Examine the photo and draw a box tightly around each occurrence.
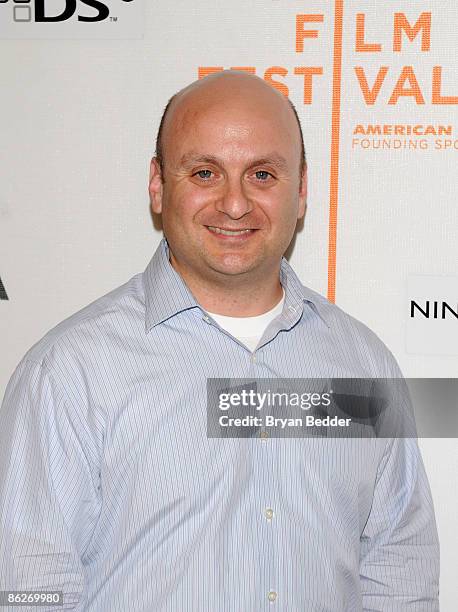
[0,238,439,611]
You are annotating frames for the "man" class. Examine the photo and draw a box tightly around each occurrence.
[0,71,439,611]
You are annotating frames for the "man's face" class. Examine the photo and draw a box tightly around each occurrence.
[149,81,307,286]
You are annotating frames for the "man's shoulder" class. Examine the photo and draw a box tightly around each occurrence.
[285,260,394,357]
[298,281,402,378]
[307,287,379,339]
[23,272,145,369]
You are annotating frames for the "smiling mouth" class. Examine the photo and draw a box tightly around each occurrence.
[206,226,257,236]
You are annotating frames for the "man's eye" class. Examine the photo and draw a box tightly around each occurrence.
[194,169,213,180]
[254,170,273,181]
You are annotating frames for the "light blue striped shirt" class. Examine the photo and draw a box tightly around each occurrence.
[0,238,439,611]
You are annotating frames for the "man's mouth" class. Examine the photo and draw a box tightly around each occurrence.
[206,226,256,236]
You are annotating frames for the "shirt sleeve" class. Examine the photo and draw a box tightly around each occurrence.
[0,358,102,611]
[359,434,440,611]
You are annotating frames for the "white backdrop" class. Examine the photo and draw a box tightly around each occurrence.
[1,0,457,608]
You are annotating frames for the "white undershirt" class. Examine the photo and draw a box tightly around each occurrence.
[205,288,286,352]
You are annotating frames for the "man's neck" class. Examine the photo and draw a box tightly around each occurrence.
[169,254,284,317]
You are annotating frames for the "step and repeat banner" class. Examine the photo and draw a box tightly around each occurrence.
[1,0,457,607]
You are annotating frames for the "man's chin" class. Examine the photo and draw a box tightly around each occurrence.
[206,256,260,278]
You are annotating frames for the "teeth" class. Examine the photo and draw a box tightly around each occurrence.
[208,226,252,236]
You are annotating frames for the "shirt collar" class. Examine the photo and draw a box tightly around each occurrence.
[143,237,329,332]
[278,255,330,328]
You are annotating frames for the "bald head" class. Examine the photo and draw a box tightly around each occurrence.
[155,71,305,180]
[148,69,309,296]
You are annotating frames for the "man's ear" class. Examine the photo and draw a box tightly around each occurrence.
[298,164,307,219]
[149,157,163,214]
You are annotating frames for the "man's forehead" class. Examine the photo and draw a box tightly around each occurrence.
[168,98,297,151]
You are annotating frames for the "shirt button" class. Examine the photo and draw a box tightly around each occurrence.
[260,430,269,441]
[265,508,274,520]
[203,315,210,322]
[268,591,277,602]
[251,353,256,362]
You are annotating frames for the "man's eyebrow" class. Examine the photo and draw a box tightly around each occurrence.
[178,152,290,171]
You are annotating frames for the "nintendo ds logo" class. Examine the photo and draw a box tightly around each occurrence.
[0,0,144,38]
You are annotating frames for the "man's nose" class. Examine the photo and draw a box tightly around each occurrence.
[216,178,253,219]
